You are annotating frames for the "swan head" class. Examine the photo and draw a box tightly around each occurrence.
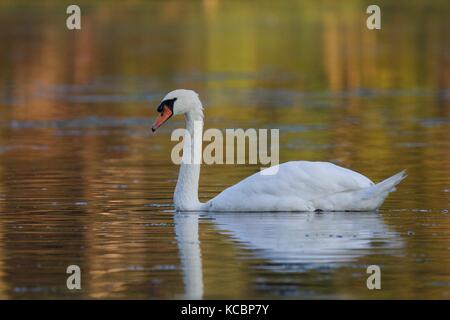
[152,89,203,132]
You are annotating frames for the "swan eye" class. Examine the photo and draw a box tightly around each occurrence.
[157,98,177,113]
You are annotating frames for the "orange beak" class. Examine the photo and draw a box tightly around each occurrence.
[152,105,173,132]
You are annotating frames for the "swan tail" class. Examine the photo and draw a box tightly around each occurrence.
[361,170,407,201]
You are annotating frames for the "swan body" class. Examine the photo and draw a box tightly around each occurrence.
[207,161,405,212]
[152,89,406,212]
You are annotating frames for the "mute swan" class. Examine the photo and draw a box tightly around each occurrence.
[152,89,406,212]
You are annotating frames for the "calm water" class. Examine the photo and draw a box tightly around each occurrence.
[0,1,449,299]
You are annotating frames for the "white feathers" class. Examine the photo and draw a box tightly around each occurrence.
[163,89,406,212]
[207,162,405,211]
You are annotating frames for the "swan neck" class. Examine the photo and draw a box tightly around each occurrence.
[174,110,204,211]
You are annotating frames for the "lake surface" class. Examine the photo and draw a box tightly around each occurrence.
[0,1,449,299]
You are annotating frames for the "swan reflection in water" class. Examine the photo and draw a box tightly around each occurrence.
[174,211,404,299]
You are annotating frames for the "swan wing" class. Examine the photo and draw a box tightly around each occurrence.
[207,161,374,211]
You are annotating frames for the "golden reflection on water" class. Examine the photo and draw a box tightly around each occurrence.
[0,0,449,299]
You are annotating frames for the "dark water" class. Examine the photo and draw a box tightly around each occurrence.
[0,1,449,299]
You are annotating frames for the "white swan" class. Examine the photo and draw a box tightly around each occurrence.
[152,89,406,212]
